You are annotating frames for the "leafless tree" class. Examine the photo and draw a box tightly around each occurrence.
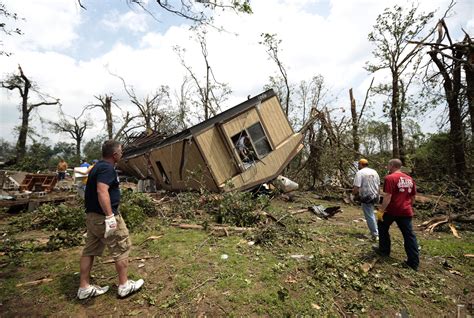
[77,0,252,29]
[174,27,231,120]
[349,78,374,160]
[48,108,90,164]
[113,73,180,138]
[260,33,290,116]
[1,65,60,161]
[415,18,472,185]
[85,94,138,140]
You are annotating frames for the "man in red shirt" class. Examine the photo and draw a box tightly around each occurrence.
[377,159,419,271]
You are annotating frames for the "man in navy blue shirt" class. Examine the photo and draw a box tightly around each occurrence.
[77,140,144,299]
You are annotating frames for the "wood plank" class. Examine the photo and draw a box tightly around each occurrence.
[195,128,238,185]
[258,97,293,147]
[221,133,303,191]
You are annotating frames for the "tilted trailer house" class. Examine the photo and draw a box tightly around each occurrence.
[118,89,306,192]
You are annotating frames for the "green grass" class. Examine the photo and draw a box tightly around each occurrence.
[0,195,472,317]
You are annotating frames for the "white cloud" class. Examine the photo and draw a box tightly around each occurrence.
[2,0,80,51]
[0,0,470,147]
[101,10,150,33]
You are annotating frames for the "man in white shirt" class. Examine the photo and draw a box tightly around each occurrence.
[353,158,380,241]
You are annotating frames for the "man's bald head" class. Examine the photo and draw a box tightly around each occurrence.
[388,158,402,171]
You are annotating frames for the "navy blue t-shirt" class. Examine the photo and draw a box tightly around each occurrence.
[85,160,120,215]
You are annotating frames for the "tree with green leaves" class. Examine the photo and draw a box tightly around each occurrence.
[366,4,434,163]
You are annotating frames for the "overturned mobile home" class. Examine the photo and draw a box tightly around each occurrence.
[119,90,305,192]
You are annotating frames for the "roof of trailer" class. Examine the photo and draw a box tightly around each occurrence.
[122,89,277,158]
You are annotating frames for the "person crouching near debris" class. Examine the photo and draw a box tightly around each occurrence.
[376,159,419,271]
[77,140,144,300]
[352,158,380,242]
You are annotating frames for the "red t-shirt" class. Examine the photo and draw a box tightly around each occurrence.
[383,172,416,217]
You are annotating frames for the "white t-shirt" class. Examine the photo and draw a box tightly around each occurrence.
[353,167,380,200]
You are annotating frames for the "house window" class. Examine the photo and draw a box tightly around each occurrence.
[155,161,170,185]
[231,122,272,165]
[247,122,272,157]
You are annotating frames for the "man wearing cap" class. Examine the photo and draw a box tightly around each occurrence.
[353,158,380,241]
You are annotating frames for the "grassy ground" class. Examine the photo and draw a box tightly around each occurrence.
[0,192,473,316]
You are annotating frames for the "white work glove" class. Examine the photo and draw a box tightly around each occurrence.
[104,215,117,238]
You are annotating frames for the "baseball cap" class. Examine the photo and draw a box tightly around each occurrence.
[359,158,369,165]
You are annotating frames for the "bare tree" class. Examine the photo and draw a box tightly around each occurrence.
[85,94,138,140]
[0,1,22,56]
[416,19,471,185]
[173,76,193,129]
[77,0,251,29]
[1,65,60,161]
[260,33,290,116]
[349,78,374,160]
[174,27,231,120]
[113,73,180,138]
[48,109,90,164]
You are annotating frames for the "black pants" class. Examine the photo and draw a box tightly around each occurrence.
[378,214,419,270]
[57,172,66,181]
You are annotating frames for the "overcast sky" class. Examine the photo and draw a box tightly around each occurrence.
[0,0,473,146]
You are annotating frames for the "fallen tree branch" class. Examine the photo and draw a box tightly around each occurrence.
[448,223,461,238]
[170,223,254,232]
[16,278,53,287]
[139,235,163,246]
[101,255,160,264]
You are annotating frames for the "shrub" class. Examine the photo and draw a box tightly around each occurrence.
[121,191,157,216]
[120,202,147,230]
[46,232,84,251]
[206,191,269,227]
[9,203,85,232]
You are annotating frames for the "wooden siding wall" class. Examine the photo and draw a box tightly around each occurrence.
[122,156,149,180]
[147,140,217,192]
[223,133,303,191]
[257,96,293,147]
[221,108,260,138]
[194,128,238,186]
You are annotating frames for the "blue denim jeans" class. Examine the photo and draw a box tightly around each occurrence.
[361,203,378,237]
[378,214,419,270]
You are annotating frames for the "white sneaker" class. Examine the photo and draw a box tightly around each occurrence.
[77,285,109,300]
[118,279,144,298]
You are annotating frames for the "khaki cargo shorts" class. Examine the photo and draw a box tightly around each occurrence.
[82,213,131,261]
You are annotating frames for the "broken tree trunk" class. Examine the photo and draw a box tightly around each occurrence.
[171,223,253,232]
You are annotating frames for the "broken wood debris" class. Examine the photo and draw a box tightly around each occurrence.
[170,223,254,233]
[16,278,53,287]
[139,235,163,246]
[361,258,379,273]
[101,255,160,264]
[308,205,342,219]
